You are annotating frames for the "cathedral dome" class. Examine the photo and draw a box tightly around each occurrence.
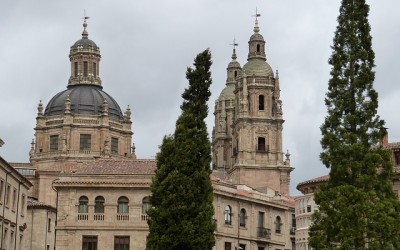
[44,85,123,120]
[242,58,273,77]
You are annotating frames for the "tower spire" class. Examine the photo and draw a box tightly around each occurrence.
[82,10,90,38]
[252,8,261,33]
[229,38,238,60]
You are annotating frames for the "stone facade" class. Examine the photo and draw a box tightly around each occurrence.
[5,17,297,250]
[0,155,32,250]
[212,19,292,196]
[53,160,154,250]
[212,176,295,250]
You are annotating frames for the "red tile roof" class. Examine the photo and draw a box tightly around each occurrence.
[70,159,157,175]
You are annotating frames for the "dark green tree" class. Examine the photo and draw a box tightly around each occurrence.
[309,1,400,249]
[146,49,216,250]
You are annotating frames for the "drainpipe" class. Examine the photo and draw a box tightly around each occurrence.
[30,207,34,250]
[1,171,10,250]
[44,211,48,250]
[52,179,59,250]
[13,182,22,250]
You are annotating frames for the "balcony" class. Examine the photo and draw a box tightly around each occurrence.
[257,227,271,239]
[117,213,129,221]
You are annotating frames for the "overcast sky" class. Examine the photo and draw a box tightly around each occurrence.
[0,0,399,194]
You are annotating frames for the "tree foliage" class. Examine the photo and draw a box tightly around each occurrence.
[309,1,400,249]
[146,49,216,250]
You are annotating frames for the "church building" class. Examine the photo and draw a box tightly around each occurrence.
[5,16,295,250]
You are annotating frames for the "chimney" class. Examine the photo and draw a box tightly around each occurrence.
[382,127,389,147]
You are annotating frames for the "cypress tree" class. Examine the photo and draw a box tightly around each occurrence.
[146,49,216,250]
[309,1,400,249]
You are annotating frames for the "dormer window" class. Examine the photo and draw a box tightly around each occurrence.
[83,61,88,77]
[234,70,237,78]
[257,44,261,53]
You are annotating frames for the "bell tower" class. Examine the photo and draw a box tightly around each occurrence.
[212,41,242,171]
[213,15,292,195]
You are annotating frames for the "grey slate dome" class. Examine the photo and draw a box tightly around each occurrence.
[44,85,123,120]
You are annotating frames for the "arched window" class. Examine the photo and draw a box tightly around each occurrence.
[234,70,238,78]
[78,196,88,213]
[142,196,150,214]
[239,208,246,227]
[117,196,129,213]
[259,95,265,110]
[275,216,282,233]
[94,196,105,213]
[224,205,232,224]
[257,44,261,52]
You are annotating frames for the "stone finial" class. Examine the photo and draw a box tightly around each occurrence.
[29,139,35,156]
[104,137,110,155]
[276,69,279,79]
[102,99,109,114]
[131,143,136,154]
[0,138,4,148]
[125,105,131,119]
[65,96,71,114]
[284,150,291,165]
[37,100,43,116]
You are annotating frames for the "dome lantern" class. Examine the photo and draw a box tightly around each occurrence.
[68,19,102,87]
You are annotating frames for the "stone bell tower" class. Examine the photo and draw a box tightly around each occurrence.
[213,17,293,195]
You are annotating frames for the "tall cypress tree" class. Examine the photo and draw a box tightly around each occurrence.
[146,49,216,250]
[309,1,400,249]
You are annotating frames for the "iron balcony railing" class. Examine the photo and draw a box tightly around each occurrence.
[257,227,271,239]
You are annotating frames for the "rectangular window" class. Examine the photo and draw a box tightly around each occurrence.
[257,137,266,152]
[80,134,91,151]
[258,211,264,227]
[50,135,59,152]
[12,188,17,210]
[114,236,129,250]
[21,194,26,216]
[259,95,265,110]
[83,61,88,77]
[82,236,97,250]
[5,184,10,206]
[395,152,400,165]
[0,180,4,204]
[48,218,51,232]
[93,62,97,77]
[74,62,78,77]
[224,242,232,250]
[239,244,246,250]
[111,137,118,154]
